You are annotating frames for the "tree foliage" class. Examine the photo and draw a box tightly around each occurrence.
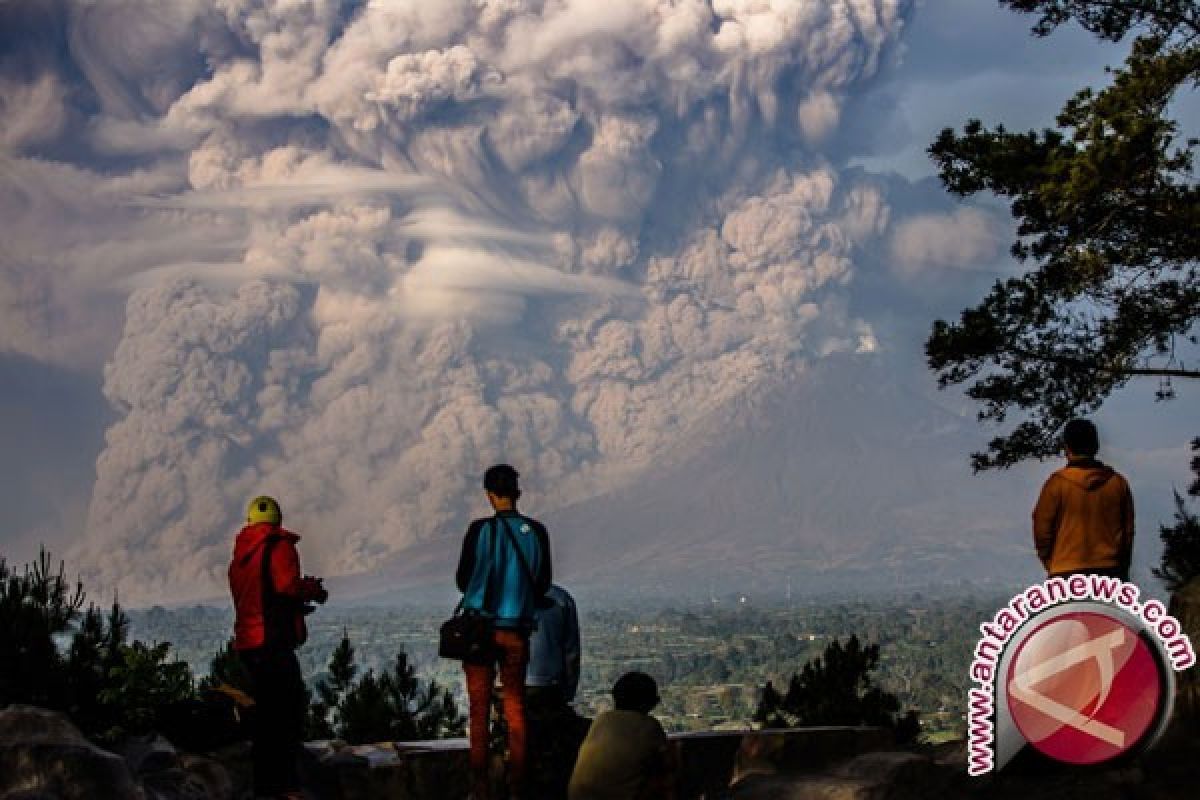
[306,631,465,744]
[926,0,1200,469]
[0,549,197,743]
[198,637,254,695]
[1155,438,1200,591]
[97,641,195,741]
[754,635,918,744]
[1001,1,1200,40]
[62,601,134,738]
[306,630,357,739]
[0,550,87,709]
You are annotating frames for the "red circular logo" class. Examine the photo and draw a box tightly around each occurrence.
[1006,611,1162,765]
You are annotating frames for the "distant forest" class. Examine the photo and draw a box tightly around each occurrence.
[127,592,1011,740]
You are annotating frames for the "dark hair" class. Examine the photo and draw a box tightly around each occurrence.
[612,671,659,713]
[483,464,521,500]
[1063,419,1099,458]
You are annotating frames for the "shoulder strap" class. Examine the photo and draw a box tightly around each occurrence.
[260,534,282,603]
[496,515,538,591]
[259,533,298,648]
[481,519,498,614]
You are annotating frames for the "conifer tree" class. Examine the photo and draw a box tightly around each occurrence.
[925,1,1200,469]
[306,630,465,743]
[307,630,357,739]
[1155,439,1200,591]
[0,550,196,743]
[200,638,254,695]
[755,635,917,743]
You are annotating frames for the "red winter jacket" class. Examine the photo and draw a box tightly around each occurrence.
[229,522,320,651]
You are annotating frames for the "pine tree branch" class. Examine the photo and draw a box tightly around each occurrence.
[1010,346,1200,377]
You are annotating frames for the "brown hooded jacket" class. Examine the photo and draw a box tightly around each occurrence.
[1032,458,1135,576]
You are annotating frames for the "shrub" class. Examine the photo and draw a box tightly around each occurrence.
[0,549,196,744]
[307,631,465,744]
[1155,440,1200,593]
[754,635,918,744]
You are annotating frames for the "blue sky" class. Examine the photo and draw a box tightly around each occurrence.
[0,0,1195,604]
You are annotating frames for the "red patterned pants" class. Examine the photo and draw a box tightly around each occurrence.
[464,628,530,788]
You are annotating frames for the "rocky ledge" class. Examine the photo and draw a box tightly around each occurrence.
[4,703,1199,800]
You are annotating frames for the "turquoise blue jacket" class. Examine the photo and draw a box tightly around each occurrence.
[455,511,551,630]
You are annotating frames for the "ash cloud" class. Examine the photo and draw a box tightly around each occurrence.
[888,206,1006,276]
[1,0,914,602]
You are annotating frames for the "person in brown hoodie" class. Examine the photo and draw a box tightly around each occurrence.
[1032,419,1135,580]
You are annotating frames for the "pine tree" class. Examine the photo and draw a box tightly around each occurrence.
[380,652,466,741]
[305,630,466,744]
[925,1,1200,469]
[327,631,358,692]
[0,549,196,743]
[1,549,85,708]
[1155,439,1200,591]
[199,638,254,694]
[307,630,357,739]
[755,635,916,743]
[63,600,128,736]
[97,641,195,742]
[336,669,390,744]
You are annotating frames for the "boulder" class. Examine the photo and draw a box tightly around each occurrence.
[121,734,180,776]
[0,705,91,748]
[830,751,941,795]
[928,739,966,767]
[728,727,895,786]
[729,773,877,799]
[206,742,252,800]
[0,706,143,800]
[179,755,233,800]
[128,750,233,800]
[730,751,943,800]
[299,741,475,800]
[140,769,213,800]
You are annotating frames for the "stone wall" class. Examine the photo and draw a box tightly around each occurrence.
[0,704,896,800]
[306,726,896,800]
[16,706,1200,800]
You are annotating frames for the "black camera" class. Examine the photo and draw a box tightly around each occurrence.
[302,575,329,606]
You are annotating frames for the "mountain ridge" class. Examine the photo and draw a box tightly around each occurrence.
[338,354,1044,605]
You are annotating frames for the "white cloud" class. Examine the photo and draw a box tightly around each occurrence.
[796,89,841,143]
[398,245,638,322]
[0,74,69,152]
[888,206,1006,275]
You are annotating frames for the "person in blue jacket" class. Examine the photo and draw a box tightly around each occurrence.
[526,583,589,799]
[456,464,551,800]
[528,584,581,703]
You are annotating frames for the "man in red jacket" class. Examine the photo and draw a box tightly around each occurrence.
[229,496,327,800]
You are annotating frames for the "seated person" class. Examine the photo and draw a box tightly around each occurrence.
[568,672,676,800]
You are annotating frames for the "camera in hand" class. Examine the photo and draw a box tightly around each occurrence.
[302,575,329,605]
